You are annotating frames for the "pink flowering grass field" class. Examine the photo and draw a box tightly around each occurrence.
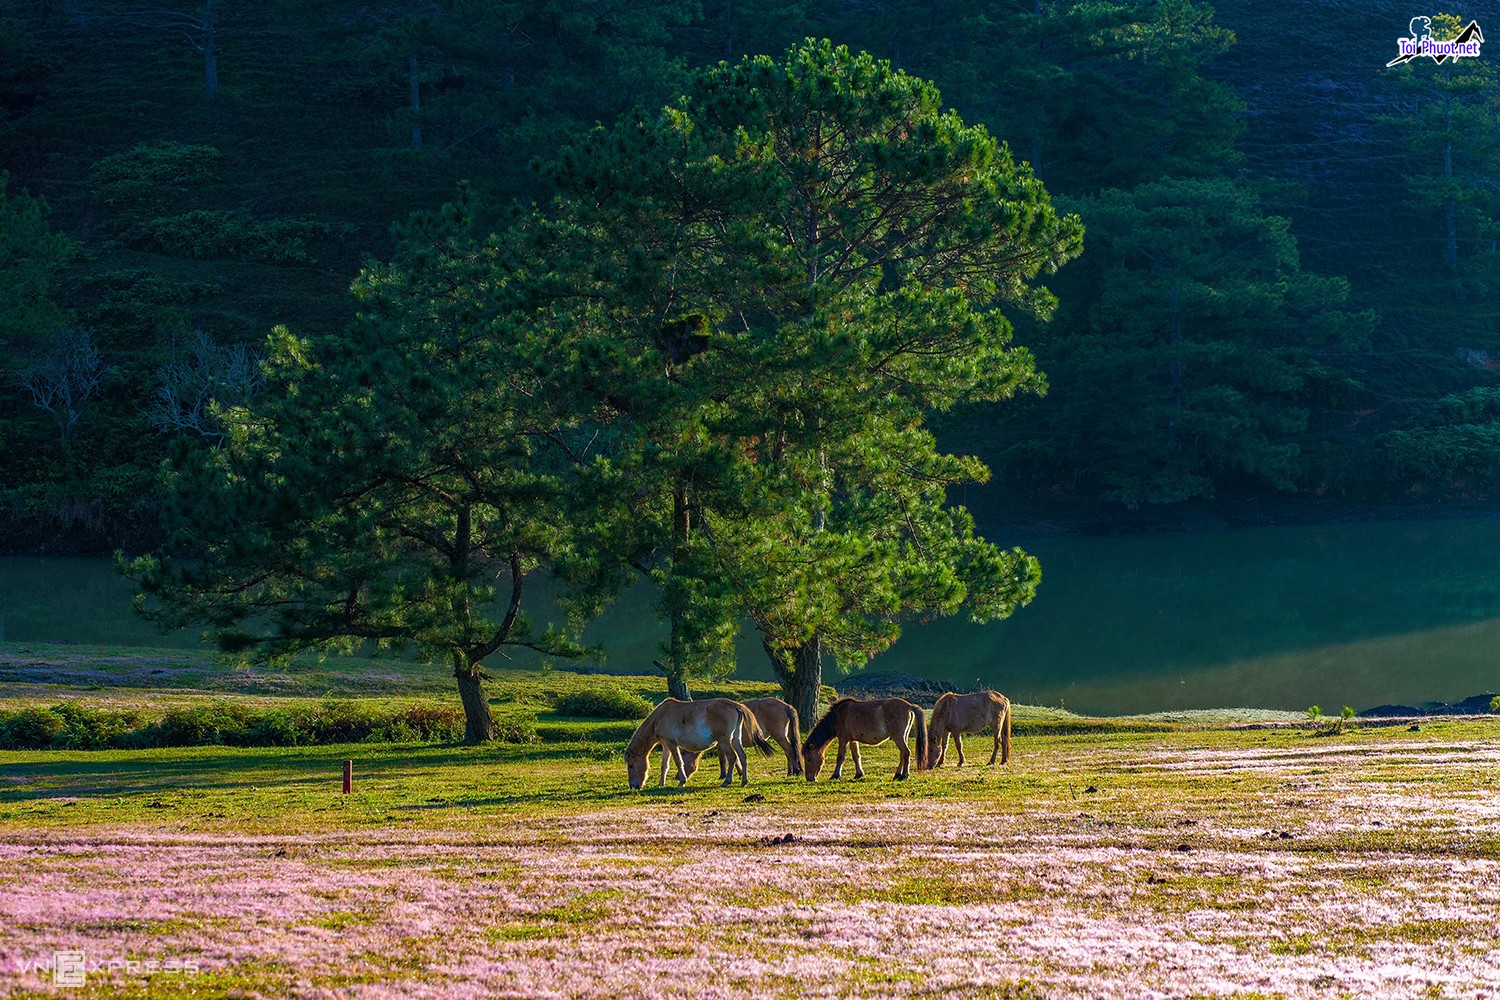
[4,697,1500,997]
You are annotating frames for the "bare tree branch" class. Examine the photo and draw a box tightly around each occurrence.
[16,329,107,443]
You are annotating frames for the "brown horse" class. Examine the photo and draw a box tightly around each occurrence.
[624,698,774,790]
[743,698,804,776]
[928,690,1012,767]
[801,697,928,781]
[675,697,804,781]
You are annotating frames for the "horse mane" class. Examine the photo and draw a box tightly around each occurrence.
[930,692,953,725]
[624,701,664,756]
[803,699,850,753]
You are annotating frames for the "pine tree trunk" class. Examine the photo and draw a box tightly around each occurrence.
[454,652,492,743]
[661,479,692,701]
[202,1,217,98]
[764,633,823,729]
[409,55,423,150]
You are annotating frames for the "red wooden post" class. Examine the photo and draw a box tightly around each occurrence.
[342,759,352,794]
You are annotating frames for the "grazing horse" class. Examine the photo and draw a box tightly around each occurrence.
[801,697,928,781]
[624,698,774,790]
[677,697,804,782]
[742,698,804,776]
[928,690,1012,767]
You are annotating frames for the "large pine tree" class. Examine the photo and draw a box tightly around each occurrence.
[536,40,1079,716]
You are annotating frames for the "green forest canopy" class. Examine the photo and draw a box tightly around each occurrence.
[1,1,1498,556]
[124,40,1081,737]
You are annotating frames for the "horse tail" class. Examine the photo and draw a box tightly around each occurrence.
[787,704,805,774]
[739,702,775,757]
[1000,696,1012,765]
[912,702,929,772]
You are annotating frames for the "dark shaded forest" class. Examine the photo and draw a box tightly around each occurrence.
[2,0,1496,554]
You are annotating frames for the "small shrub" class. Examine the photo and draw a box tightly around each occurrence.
[368,704,465,743]
[1308,704,1356,737]
[0,698,494,750]
[139,702,255,747]
[49,703,143,750]
[299,700,380,744]
[553,688,654,720]
[392,703,465,741]
[491,717,540,745]
[119,210,346,264]
[89,141,221,215]
[244,709,301,747]
[0,707,66,749]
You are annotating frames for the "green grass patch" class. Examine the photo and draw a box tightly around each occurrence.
[551,686,655,719]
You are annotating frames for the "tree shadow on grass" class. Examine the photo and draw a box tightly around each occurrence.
[0,741,628,803]
[387,780,734,811]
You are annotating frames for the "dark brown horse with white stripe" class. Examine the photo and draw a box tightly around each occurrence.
[801,697,927,781]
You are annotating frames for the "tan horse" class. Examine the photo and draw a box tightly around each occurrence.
[624,698,774,790]
[677,697,804,782]
[801,697,927,781]
[928,690,1012,767]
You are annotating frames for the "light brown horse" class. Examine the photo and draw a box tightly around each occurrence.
[745,698,804,776]
[801,697,928,781]
[624,698,774,790]
[928,690,1012,767]
[677,697,804,781]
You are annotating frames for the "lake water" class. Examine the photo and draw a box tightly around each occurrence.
[2,518,1497,714]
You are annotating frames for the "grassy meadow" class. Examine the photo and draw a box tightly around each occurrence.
[2,645,1500,998]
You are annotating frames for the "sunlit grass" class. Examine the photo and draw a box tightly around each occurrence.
[5,652,1500,996]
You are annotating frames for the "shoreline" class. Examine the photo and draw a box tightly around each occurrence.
[2,645,1495,725]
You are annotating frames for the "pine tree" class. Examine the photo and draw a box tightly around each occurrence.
[125,197,586,742]
[538,40,1078,714]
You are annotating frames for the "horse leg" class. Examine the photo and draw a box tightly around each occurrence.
[657,741,672,787]
[851,741,865,780]
[775,731,796,775]
[832,740,848,779]
[734,731,750,787]
[989,719,1002,766]
[671,742,691,787]
[953,731,966,767]
[895,731,910,781]
[717,744,733,786]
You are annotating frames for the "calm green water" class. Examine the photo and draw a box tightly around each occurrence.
[875,520,1500,714]
[2,518,1498,713]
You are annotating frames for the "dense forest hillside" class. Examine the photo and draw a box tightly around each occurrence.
[1,1,1495,553]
